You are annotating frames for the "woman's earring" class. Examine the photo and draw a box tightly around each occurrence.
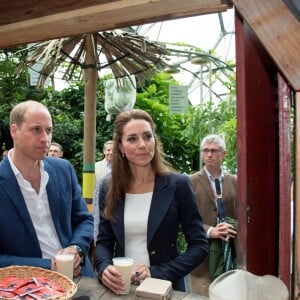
[122,152,125,158]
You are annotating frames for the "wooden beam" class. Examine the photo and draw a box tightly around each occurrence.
[0,0,109,25]
[0,0,232,48]
[232,0,300,91]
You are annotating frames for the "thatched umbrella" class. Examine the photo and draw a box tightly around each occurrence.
[17,31,169,207]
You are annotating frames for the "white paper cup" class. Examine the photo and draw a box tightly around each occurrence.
[55,254,75,280]
[112,257,134,294]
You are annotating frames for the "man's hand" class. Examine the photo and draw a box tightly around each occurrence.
[55,247,82,277]
[209,222,237,241]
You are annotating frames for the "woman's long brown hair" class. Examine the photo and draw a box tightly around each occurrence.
[103,109,173,220]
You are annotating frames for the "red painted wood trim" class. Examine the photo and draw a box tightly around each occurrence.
[235,10,278,275]
[278,73,292,293]
[235,10,247,270]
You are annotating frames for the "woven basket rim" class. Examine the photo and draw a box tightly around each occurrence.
[0,265,77,300]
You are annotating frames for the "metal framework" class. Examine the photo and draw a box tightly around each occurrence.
[131,12,235,106]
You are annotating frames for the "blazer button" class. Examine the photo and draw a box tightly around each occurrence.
[171,243,175,247]
[150,251,156,256]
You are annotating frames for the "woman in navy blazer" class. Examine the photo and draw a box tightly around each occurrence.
[94,109,208,293]
[0,100,94,277]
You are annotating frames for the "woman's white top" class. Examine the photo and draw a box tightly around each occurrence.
[124,192,152,266]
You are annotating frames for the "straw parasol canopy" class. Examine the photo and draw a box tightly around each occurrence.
[17,30,170,88]
[17,30,170,205]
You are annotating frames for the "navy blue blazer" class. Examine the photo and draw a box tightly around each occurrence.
[0,156,94,277]
[94,173,208,291]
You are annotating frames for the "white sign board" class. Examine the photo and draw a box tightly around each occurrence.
[169,85,188,114]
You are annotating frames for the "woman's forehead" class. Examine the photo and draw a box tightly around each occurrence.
[123,119,152,133]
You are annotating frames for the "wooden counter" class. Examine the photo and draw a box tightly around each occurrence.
[73,277,209,300]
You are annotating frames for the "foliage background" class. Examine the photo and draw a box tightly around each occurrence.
[0,49,237,184]
[0,48,236,253]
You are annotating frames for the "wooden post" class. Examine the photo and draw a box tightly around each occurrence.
[235,10,278,275]
[82,33,97,211]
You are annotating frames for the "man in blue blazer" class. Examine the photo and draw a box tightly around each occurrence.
[0,100,94,277]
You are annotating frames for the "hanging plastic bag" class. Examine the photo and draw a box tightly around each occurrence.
[104,75,136,121]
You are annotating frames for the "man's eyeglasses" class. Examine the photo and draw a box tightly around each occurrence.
[201,148,222,154]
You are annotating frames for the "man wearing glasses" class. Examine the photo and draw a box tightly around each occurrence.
[188,134,237,297]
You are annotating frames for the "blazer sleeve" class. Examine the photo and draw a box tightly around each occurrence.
[149,174,208,284]
[0,255,52,269]
[46,159,93,254]
[0,158,94,275]
[0,159,53,269]
[46,159,94,277]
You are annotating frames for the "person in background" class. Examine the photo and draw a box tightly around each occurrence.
[189,134,237,296]
[2,149,8,159]
[94,109,208,294]
[92,141,114,246]
[95,140,113,182]
[0,100,94,277]
[48,142,63,158]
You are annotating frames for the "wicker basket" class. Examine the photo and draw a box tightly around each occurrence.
[0,265,77,300]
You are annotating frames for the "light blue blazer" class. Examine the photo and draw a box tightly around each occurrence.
[0,156,94,277]
[94,173,208,291]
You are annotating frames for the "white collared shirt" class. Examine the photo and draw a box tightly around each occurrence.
[105,161,112,175]
[8,150,62,259]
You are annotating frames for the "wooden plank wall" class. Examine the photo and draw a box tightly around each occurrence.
[232,0,300,91]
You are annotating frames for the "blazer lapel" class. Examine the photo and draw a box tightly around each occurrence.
[221,172,231,200]
[0,159,39,244]
[147,175,174,245]
[111,200,125,252]
[109,176,173,249]
[198,169,216,207]
[44,160,63,235]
